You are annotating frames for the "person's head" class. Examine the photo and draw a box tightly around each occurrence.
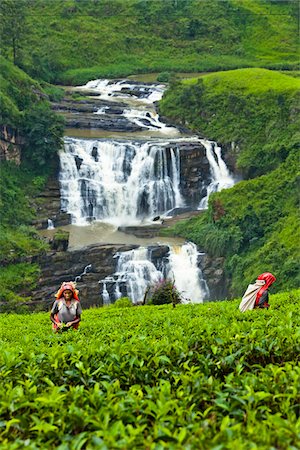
[63,289,73,301]
[257,272,276,289]
[55,281,79,301]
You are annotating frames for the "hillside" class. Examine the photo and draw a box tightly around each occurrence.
[0,0,298,84]
[0,291,299,448]
[159,68,300,295]
[0,1,299,304]
[0,57,64,303]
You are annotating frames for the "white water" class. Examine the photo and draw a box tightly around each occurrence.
[74,263,92,283]
[60,138,183,225]
[77,79,165,104]
[60,78,237,303]
[123,108,177,133]
[99,242,209,304]
[167,242,209,303]
[47,219,55,230]
[60,136,235,225]
[199,140,235,209]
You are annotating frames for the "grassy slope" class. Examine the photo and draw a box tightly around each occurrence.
[0,290,299,448]
[6,0,298,84]
[159,68,300,296]
[0,57,64,303]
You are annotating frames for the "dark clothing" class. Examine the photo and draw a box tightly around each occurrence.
[256,290,269,308]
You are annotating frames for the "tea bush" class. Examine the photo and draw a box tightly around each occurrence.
[113,297,133,308]
[0,290,299,449]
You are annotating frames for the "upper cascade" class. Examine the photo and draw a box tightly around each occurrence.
[60,136,235,225]
[76,78,166,104]
[60,78,236,224]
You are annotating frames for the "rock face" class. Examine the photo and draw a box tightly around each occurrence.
[179,142,211,206]
[0,125,23,164]
[31,178,72,230]
[29,241,227,311]
[31,243,140,310]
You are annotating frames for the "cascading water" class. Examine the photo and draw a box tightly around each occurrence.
[60,138,183,225]
[199,140,235,209]
[77,79,165,104]
[59,78,237,304]
[47,219,55,230]
[166,243,209,303]
[99,242,209,304]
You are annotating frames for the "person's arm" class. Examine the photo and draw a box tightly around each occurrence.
[50,301,60,325]
[66,315,81,327]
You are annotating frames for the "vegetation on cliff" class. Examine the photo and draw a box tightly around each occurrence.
[159,69,300,295]
[0,0,299,303]
[0,0,298,84]
[0,57,64,303]
[0,290,299,448]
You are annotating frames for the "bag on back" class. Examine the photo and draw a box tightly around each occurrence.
[239,280,265,312]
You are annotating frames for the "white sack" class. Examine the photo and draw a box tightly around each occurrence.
[239,280,265,312]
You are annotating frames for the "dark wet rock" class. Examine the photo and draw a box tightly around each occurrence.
[31,178,72,230]
[75,155,83,170]
[165,206,195,217]
[64,113,143,132]
[30,243,140,309]
[91,146,98,161]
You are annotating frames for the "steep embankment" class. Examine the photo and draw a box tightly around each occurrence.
[0,0,298,84]
[159,68,300,295]
[0,57,64,303]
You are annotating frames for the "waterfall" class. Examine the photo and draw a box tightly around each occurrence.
[102,282,110,305]
[60,138,184,225]
[74,264,92,282]
[122,108,176,133]
[166,242,209,303]
[47,219,55,230]
[77,79,165,103]
[99,243,209,305]
[199,139,235,209]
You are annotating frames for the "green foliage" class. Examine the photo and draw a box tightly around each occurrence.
[160,68,300,177]
[160,68,299,296]
[113,297,133,308]
[41,82,65,102]
[0,157,48,301]
[151,279,182,306]
[0,290,299,447]
[0,0,29,66]
[0,0,297,84]
[156,72,172,82]
[0,226,48,265]
[0,262,40,303]
[21,102,64,170]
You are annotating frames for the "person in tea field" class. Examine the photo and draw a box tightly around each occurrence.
[50,281,82,331]
[239,272,276,312]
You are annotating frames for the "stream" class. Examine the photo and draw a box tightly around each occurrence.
[51,77,235,304]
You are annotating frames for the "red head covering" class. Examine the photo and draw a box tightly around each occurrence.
[55,281,80,301]
[255,272,276,304]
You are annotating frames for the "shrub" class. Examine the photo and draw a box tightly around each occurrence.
[156,72,171,82]
[113,297,132,308]
[150,279,182,306]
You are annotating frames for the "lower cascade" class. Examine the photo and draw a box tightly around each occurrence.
[99,242,209,304]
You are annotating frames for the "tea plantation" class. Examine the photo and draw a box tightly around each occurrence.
[0,290,299,449]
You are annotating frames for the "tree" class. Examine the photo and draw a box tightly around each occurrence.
[0,0,29,66]
[21,102,64,171]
